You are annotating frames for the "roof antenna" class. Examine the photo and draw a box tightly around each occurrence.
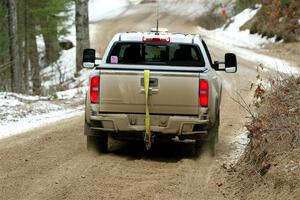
[156,0,159,35]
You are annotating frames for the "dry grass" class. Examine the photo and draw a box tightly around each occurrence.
[246,74,300,166]
[226,73,300,199]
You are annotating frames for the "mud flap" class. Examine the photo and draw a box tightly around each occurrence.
[143,70,152,150]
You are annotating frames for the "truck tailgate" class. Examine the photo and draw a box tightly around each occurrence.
[99,70,199,115]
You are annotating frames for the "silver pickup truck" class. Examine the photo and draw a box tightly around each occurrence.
[82,29,237,156]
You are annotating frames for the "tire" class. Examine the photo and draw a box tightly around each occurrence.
[194,140,203,157]
[85,121,108,153]
[87,135,108,153]
[195,114,220,157]
[207,113,220,157]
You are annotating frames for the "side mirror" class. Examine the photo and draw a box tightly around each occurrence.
[213,61,221,70]
[82,48,96,69]
[225,53,237,73]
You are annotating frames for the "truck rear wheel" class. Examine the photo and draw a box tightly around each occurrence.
[194,114,219,157]
[87,135,108,153]
[85,121,108,153]
[207,113,220,157]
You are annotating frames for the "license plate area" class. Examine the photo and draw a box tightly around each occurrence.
[128,115,169,127]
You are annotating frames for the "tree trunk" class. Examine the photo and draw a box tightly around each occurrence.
[42,21,60,65]
[29,32,41,95]
[7,0,23,93]
[75,0,90,76]
[17,0,29,93]
[23,0,29,92]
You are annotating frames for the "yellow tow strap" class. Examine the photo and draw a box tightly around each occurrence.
[144,70,152,150]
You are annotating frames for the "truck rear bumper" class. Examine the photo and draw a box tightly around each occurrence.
[86,114,209,137]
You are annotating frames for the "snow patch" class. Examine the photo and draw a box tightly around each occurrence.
[205,5,280,49]
[0,98,24,107]
[0,107,83,140]
[56,87,88,100]
[227,130,249,164]
[0,92,46,102]
[0,92,85,140]
[198,5,299,74]
[225,5,260,32]
[199,27,298,74]
[41,48,76,90]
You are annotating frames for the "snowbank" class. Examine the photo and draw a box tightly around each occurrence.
[207,5,279,49]
[198,5,299,74]
[0,92,84,140]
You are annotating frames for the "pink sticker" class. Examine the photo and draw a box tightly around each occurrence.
[111,56,118,64]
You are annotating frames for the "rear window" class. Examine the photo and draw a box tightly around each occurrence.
[107,42,205,67]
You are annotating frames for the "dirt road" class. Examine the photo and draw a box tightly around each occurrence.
[0,3,267,200]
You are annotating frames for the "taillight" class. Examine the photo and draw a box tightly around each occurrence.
[90,76,100,104]
[199,80,209,107]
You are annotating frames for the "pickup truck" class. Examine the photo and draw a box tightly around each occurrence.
[82,29,237,156]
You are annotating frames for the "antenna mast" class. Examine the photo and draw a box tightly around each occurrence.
[156,0,159,33]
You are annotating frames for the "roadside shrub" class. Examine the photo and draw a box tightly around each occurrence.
[240,0,300,42]
[226,73,300,199]
[245,74,300,168]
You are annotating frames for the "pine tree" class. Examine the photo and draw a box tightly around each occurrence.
[28,0,72,65]
[0,0,74,94]
[0,2,10,91]
[7,0,23,93]
[0,2,9,63]
[75,0,90,75]
[20,0,73,94]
